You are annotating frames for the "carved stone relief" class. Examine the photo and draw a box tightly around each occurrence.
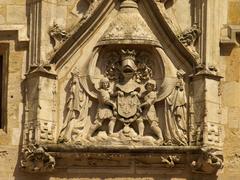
[177,25,201,61]
[57,47,189,147]
[191,148,223,174]
[56,0,189,147]
[21,144,55,172]
[22,0,224,175]
[49,23,70,50]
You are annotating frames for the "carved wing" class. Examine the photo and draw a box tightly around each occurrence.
[79,76,98,100]
[58,73,97,143]
[156,77,178,102]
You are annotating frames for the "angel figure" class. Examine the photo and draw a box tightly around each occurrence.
[163,70,188,146]
[137,79,163,141]
[58,71,89,143]
[87,77,117,139]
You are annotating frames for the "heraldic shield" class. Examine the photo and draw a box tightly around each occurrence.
[117,94,140,119]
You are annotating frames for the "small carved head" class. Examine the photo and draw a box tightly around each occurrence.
[145,79,157,91]
[99,77,110,89]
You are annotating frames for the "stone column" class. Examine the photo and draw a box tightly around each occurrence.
[28,0,59,66]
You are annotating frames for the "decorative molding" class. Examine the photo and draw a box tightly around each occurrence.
[0,25,29,42]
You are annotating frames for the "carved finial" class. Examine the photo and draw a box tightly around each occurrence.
[120,0,138,10]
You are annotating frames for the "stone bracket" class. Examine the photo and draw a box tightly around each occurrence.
[220,25,240,47]
[21,144,56,173]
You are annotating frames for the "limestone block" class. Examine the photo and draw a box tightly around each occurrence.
[55,6,68,28]
[228,1,240,25]
[0,0,25,5]
[7,5,27,24]
[192,78,205,103]
[170,0,191,31]
[206,101,221,123]
[57,0,76,6]
[228,107,240,129]
[205,79,220,104]
[0,5,6,24]
[222,81,240,108]
[225,48,240,82]
[11,128,21,145]
[38,99,55,121]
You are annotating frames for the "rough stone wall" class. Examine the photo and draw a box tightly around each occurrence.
[0,0,240,180]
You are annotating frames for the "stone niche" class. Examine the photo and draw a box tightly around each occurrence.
[22,0,224,177]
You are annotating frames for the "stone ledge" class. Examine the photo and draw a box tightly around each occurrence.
[220,25,240,47]
[44,144,202,153]
[0,25,29,42]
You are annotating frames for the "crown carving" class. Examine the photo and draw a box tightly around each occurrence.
[120,49,136,61]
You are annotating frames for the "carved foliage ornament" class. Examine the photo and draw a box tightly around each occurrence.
[177,25,201,60]
[49,23,70,49]
[21,144,56,172]
[191,148,224,174]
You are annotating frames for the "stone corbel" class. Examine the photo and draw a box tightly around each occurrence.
[191,148,223,174]
[220,25,240,51]
[49,23,70,50]
[177,25,201,62]
[21,144,56,172]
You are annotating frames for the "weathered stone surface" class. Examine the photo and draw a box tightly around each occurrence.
[0,0,240,179]
[6,5,26,24]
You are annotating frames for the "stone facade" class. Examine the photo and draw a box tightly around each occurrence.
[0,0,239,180]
